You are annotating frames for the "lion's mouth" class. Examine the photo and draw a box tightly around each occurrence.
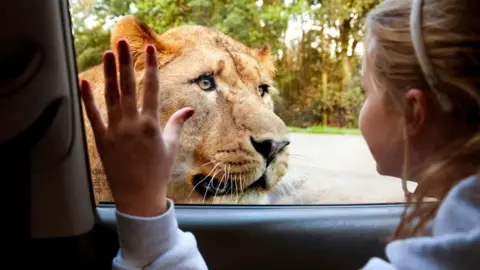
[193,173,267,197]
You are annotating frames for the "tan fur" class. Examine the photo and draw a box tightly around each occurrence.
[79,15,289,204]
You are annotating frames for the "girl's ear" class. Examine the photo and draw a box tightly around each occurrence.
[404,88,428,137]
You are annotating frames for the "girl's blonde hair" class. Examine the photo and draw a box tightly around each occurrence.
[366,0,480,239]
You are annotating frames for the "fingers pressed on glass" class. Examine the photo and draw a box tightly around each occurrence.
[103,51,121,128]
[80,79,106,136]
[117,39,138,118]
[142,44,159,118]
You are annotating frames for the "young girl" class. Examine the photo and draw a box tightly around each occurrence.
[79,0,479,269]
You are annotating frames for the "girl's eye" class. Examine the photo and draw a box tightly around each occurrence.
[194,73,216,91]
[259,84,269,97]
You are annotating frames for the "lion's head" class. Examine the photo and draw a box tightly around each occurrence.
[79,15,290,204]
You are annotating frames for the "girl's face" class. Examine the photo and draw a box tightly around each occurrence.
[358,52,405,178]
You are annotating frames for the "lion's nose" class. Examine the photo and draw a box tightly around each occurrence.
[250,137,290,165]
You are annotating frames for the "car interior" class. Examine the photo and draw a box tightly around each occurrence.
[2,1,414,269]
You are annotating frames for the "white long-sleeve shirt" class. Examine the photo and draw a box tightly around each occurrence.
[112,174,480,270]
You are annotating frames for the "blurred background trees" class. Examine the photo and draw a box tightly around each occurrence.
[70,0,380,128]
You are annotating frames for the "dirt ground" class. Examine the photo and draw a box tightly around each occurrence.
[267,133,417,204]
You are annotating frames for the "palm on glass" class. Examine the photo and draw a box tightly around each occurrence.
[79,39,195,217]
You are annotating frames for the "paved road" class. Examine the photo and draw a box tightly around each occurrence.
[268,133,417,204]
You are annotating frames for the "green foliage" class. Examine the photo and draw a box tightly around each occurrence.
[69,0,380,128]
[70,1,111,71]
[288,125,361,135]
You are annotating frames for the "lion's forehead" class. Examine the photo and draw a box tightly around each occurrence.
[160,26,270,83]
[228,51,264,84]
[161,25,250,54]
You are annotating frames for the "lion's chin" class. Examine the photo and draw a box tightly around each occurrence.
[192,172,267,197]
[182,172,275,204]
[195,188,271,204]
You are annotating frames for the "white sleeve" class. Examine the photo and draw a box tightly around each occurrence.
[362,258,397,270]
[361,174,480,270]
[112,199,208,270]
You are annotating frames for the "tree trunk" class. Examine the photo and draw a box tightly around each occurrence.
[322,71,328,126]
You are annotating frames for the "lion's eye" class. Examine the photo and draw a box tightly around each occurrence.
[194,73,216,91]
[259,84,269,97]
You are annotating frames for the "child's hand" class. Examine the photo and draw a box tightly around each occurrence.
[80,39,195,217]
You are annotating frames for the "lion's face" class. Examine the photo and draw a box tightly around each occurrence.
[160,45,289,204]
[82,16,289,204]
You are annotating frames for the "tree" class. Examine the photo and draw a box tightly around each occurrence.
[69,0,380,128]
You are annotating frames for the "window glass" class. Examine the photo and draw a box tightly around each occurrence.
[70,0,417,205]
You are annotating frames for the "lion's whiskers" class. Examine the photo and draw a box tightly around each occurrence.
[202,172,217,204]
[277,181,288,197]
[225,165,232,193]
[235,174,242,202]
[202,168,222,204]
[224,165,231,198]
[239,174,244,194]
[188,157,298,204]
[284,181,304,204]
[238,174,247,204]
[212,164,227,204]
[233,176,238,202]
[200,161,215,168]
[187,162,223,199]
[230,174,237,203]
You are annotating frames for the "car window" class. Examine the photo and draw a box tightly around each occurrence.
[70,0,417,205]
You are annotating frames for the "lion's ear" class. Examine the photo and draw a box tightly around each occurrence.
[251,45,271,62]
[250,45,276,78]
[110,15,181,70]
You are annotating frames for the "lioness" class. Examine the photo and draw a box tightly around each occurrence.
[79,15,290,204]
